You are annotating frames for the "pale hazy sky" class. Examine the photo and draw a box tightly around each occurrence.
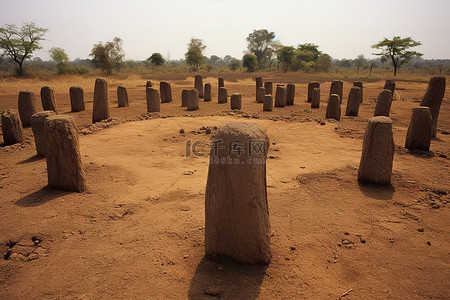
[1,0,449,61]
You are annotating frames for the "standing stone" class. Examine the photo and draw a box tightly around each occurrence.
[187,89,199,111]
[384,80,395,96]
[1,109,24,145]
[160,81,172,103]
[263,95,273,112]
[218,87,227,104]
[286,83,295,106]
[18,90,37,127]
[218,77,224,88]
[44,115,86,192]
[195,75,203,98]
[92,78,110,123]
[329,80,343,104]
[325,94,341,121]
[147,88,160,113]
[311,87,320,109]
[358,116,394,184]
[204,83,212,101]
[345,87,362,116]
[308,82,320,102]
[230,93,242,110]
[40,86,59,113]
[419,76,446,138]
[274,85,286,107]
[374,90,393,117]
[181,90,189,107]
[117,86,129,107]
[31,111,56,156]
[257,87,266,103]
[205,122,271,264]
[264,82,273,96]
[353,81,363,103]
[405,107,432,151]
[255,76,263,101]
[69,86,85,112]
[146,81,153,100]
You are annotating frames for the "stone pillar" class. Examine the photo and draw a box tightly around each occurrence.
[384,80,395,96]
[181,90,189,107]
[230,93,242,110]
[308,82,320,102]
[325,94,341,121]
[263,95,273,112]
[286,83,295,106]
[264,82,273,96]
[69,86,85,112]
[117,86,129,107]
[92,78,110,123]
[358,116,394,184]
[419,76,446,138]
[345,86,362,116]
[40,86,58,113]
[274,85,286,107]
[405,107,432,151]
[311,87,320,109]
[329,80,343,104]
[45,115,86,192]
[195,75,203,98]
[257,87,266,103]
[160,81,172,103]
[374,89,393,117]
[147,88,160,113]
[204,83,212,101]
[205,122,271,264]
[31,111,56,156]
[18,90,37,127]
[255,76,263,101]
[146,81,153,100]
[218,87,227,104]
[353,81,363,103]
[187,89,199,111]
[218,77,224,88]
[1,109,24,145]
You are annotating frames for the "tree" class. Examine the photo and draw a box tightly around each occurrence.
[246,29,275,67]
[147,52,165,66]
[90,37,124,76]
[316,53,332,72]
[355,54,366,74]
[49,47,70,74]
[185,38,206,71]
[372,36,422,76]
[278,46,295,72]
[296,43,321,62]
[228,59,240,71]
[0,22,48,76]
[242,53,258,72]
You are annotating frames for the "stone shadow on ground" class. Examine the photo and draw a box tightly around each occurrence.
[358,182,395,200]
[16,155,44,165]
[16,187,70,207]
[188,256,268,300]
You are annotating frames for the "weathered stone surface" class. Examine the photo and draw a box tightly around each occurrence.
[218,77,224,88]
[146,81,153,100]
[274,85,286,107]
[374,89,393,117]
[69,86,85,112]
[263,95,273,112]
[205,122,271,264]
[147,88,160,113]
[264,81,273,96]
[358,116,394,184]
[187,89,199,111]
[31,110,56,156]
[329,80,343,104]
[286,83,295,106]
[255,76,263,101]
[257,87,266,103]
[325,94,341,121]
[384,80,395,95]
[405,107,432,151]
[204,82,212,101]
[45,115,86,192]
[2,109,24,145]
[40,86,58,113]
[353,81,363,103]
[308,82,320,102]
[92,78,110,123]
[218,87,227,104]
[420,76,446,138]
[181,90,189,107]
[345,87,362,116]
[311,87,320,108]
[195,75,203,98]
[160,81,172,103]
[117,86,129,107]
[230,93,242,110]
[18,90,37,127]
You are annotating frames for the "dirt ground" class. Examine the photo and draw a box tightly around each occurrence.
[0,73,449,299]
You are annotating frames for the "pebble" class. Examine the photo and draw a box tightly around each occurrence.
[427,241,431,246]
[183,255,189,259]
[269,155,276,159]
[418,228,424,232]
[290,246,296,250]
[205,128,211,134]
[217,266,223,271]
[179,129,185,134]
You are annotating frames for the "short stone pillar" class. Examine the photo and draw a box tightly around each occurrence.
[31,111,56,156]
[325,94,341,121]
[263,95,273,112]
[420,76,446,138]
[181,90,188,107]
[205,122,271,264]
[40,86,59,113]
[274,85,286,107]
[405,107,432,151]
[44,115,86,192]
[264,82,273,96]
[18,90,37,127]
[218,87,227,104]
[257,87,266,103]
[187,89,199,111]
[92,78,110,123]
[374,89,393,117]
[384,80,395,96]
[117,86,129,107]
[358,116,394,184]
[147,88,160,113]
[218,77,224,88]
[286,83,295,106]
[345,87,362,116]
[145,81,153,100]
[230,93,242,110]
[255,76,263,101]
[311,87,320,108]
[1,109,24,145]
[69,86,85,112]
[195,75,203,98]
[160,81,172,103]
[330,80,343,104]
[308,82,320,102]
[204,83,212,101]
[353,81,363,103]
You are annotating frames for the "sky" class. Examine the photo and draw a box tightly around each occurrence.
[1,0,449,61]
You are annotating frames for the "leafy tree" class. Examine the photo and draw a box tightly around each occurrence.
[0,22,48,76]
[89,37,124,76]
[185,38,206,71]
[246,29,275,67]
[278,46,295,72]
[49,47,70,74]
[316,53,332,72]
[355,54,366,74]
[296,43,321,62]
[228,59,240,71]
[338,59,352,68]
[372,36,422,76]
[242,53,258,72]
[209,55,221,65]
[147,52,165,66]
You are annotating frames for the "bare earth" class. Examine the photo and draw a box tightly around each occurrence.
[0,73,449,299]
